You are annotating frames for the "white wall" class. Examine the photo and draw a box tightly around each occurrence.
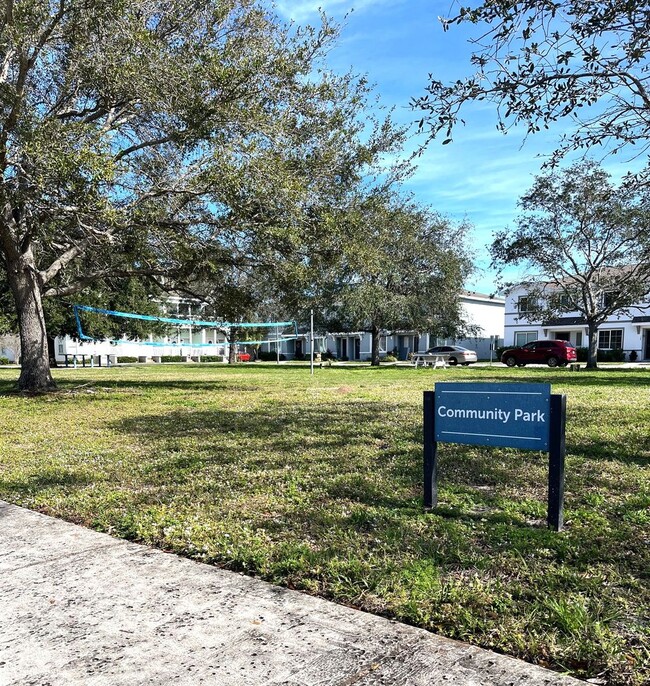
[504,285,650,360]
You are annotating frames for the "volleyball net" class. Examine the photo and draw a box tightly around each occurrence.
[72,304,300,350]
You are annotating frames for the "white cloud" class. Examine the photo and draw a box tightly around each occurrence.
[274,0,396,23]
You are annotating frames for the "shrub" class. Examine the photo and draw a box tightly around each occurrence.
[160,355,185,363]
[0,356,10,365]
[575,347,625,362]
[605,348,626,362]
[629,350,638,362]
[117,356,138,363]
[382,354,397,363]
[258,351,286,362]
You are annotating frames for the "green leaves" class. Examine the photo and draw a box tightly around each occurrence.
[415,0,650,180]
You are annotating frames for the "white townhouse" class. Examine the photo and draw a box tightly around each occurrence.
[319,291,505,362]
[504,284,650,361]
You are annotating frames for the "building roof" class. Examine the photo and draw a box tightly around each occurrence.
[542,317,587,327]
[461,290,505,304]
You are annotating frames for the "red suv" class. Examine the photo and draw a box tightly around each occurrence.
[501,340,577,368]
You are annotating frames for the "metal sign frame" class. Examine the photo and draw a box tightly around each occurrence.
[423,386,566,531]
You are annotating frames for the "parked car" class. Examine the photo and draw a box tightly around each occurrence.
[426,345,478,366]
[500,340,577,368]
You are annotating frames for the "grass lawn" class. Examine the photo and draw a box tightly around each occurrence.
[1,362,648,685]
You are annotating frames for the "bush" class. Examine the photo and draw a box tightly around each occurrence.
[117,356,138,363]
[629,350,638,362]
[575,347,626,362]
[0,356,10,365]
[258,351,286,362]
[160,355,185,363]
[382,354,397,363]
[321,349,336,361]
[604,348,626,362]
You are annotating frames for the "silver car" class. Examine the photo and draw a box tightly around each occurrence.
[426,345,478,366]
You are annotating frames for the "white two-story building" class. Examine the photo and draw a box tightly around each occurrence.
[323,291,505,361]
[504,284,650,361]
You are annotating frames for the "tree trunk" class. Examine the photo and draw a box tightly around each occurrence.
[228,328,238,364]
[47,336,58,367]
[6,248,57,392]
[371,324,380,366]
[586,321,599,369]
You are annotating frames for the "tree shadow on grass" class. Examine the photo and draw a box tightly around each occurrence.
[0,468,93,497]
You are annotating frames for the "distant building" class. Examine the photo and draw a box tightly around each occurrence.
[52,291,507,364]
[504,284,650,360]
[319,291,505,362]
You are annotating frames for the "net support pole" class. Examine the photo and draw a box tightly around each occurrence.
[310,309,314,376]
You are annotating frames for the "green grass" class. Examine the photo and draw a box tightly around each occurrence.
[1,363,648,685]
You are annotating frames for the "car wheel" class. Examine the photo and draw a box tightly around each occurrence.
[547,356,559,367]
[504,356,517,367]
[448,357,458,366]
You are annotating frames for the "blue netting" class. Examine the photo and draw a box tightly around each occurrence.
[73,304,297,346]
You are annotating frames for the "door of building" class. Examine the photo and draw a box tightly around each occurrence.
[645,331,650,360]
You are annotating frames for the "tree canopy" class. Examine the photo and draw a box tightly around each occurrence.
[325,193,474,365]
[414,1,650,180]
[491,160,650,367]
[0,0,405,390]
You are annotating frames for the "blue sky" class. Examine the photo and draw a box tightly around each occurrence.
[274,0,638,295]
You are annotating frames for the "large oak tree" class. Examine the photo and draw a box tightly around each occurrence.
[491,160,650,368]
[0,0,404,391]
[326,193,474,366]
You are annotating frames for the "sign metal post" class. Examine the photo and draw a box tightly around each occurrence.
[424,382,567,531]
[548,394,567,531]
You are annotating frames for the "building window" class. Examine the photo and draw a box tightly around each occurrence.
[550,293,572,310]
[602,291,617,308]
[515,331,537,346]
[517,296,536,313]
[598,329,623,349]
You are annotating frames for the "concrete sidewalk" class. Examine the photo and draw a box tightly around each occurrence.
[1,501,584,685]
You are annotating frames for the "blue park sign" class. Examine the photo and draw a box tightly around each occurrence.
[434,382,551,451]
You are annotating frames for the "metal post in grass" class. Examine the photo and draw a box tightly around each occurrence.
[423,391,438,508]
[423,383,567,531]
[548,394,567,531]
[310,309,314,376]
